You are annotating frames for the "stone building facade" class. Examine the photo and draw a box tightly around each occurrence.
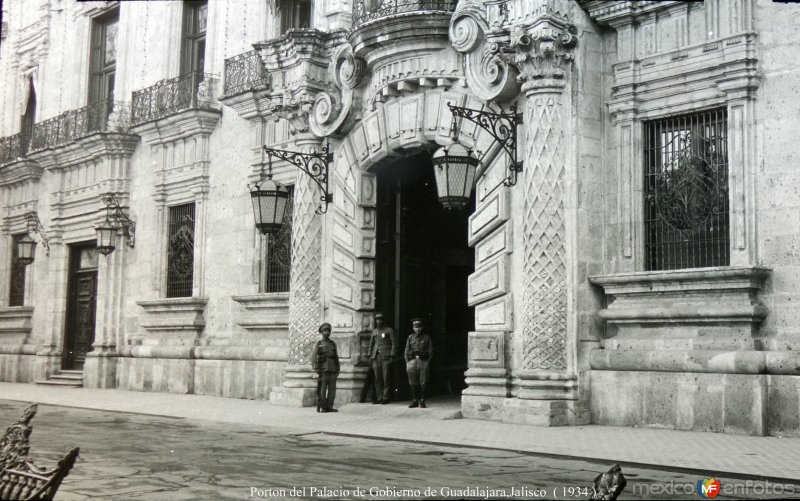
[0,0,799,436]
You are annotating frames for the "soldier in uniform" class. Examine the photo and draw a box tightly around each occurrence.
[405,317,433,408]
[311,322,340,413]
[368,312,398,404]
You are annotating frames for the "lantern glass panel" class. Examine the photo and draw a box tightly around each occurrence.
[96,225,117,255]
[16,235,36,265]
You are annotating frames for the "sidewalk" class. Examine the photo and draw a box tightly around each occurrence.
[2,382,799,482]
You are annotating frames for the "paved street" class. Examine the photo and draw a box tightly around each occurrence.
[2,400,799,501]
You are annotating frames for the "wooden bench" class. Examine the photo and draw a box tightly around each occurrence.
[0,404,79,501]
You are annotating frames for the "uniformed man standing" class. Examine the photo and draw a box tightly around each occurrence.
[311,322,340,413]
[368,312,398,404]
[405,317,433,408]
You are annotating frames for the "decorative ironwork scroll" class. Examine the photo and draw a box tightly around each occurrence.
[644,109,729,270]
[263,142,333,214]
[131,72,218,126]
[29,100,131,152]
[223,49,270,97]
[353,0,456,26]
[167,204,195,298]
[448,102,523,187]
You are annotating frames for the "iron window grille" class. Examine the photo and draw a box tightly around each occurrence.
[167,203,196,298]
[261,186,294,293]
[9,234,27,306]
[644,109,729,271]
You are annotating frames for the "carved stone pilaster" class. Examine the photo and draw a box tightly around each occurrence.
[270,139,324,407]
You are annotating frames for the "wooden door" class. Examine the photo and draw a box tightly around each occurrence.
[64,245,99,370]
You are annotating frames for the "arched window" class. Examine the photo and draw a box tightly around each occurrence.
[20,76,36,156]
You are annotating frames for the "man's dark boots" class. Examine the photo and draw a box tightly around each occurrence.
[408,386,419,408]
[419,385,427,408]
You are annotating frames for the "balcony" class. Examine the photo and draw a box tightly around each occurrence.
[0,133,28,166]
[30,100,131,152]
[349,0,459,94]
[131,72,220,127]
[223,50,270,98]
[352,0,456,26]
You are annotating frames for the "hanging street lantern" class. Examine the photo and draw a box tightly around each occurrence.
[16,233,36,266]
[96,217,118,256]
[94,193,136,256]
[250,176,289,235]
[432,143,479,209]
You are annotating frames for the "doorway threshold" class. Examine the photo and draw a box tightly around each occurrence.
[338,395,462,420]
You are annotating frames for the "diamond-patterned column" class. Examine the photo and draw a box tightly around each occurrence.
[270,139,324,407]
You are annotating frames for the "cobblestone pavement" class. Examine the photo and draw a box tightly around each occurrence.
[2,401,799,501]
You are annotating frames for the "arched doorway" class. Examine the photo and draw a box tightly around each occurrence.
[374,150,474,400]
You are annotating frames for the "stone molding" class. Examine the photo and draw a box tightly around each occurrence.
[590,266,771,326]
[0,160,43,188]
[131,109,220,147]
[136,297,208,336]
[253,29,349,134]
[0,307,33,348]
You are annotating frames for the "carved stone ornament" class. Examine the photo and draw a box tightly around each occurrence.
[309,44,366,138]
[267,92,316,134]
[450,0,518,102]
[450,1,578,98]
[506,22,578,91]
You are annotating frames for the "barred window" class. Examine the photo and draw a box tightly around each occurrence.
[261,186,293,293]
[9,234,27,306]
[167,203,195,298]
[644,109,729,270]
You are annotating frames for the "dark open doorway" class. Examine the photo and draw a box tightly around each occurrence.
[375,151,474,399]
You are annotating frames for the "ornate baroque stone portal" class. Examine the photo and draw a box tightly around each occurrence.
[452,0,584,423]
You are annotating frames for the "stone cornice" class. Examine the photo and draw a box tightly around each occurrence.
[131,109,221,146]
[253,29,348,134]
[0,159,43,187]
[580,0,684,27]
[27,133,140,171]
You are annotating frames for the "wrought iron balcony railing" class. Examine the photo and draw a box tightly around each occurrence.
[131,72,219,126]
[30,101,132,152]
[0,133,28,166]
[223,50,270,98]
[353,0,457,26]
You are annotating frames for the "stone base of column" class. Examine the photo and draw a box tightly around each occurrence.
[333,365,369,406]
[462,395,590,426]
[462,368,509,398]
[34,348,61,380]
[513,370,579,400]
[269,365,318,407]
[83,351,118,389]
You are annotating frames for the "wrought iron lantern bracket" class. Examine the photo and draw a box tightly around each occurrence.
[100,193,136,248]
[24,211,49,257]
[447,102,523,187]
[263,140,333,215]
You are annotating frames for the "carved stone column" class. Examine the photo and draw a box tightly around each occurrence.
[270,137,325,407]
[509,19,585,424]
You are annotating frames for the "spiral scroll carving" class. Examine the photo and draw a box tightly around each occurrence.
[309,44,364,138]
[450,12,482,53]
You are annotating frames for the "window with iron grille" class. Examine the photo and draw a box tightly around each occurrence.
[279,0,312,31]
[261,186,294,293]
[9,234,27,306]
[167,203,195,298]
[644,109,729,271]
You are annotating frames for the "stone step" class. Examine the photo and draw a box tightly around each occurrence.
[34,379,82,387]
[50,373,84,381]
[59,370,84,375]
